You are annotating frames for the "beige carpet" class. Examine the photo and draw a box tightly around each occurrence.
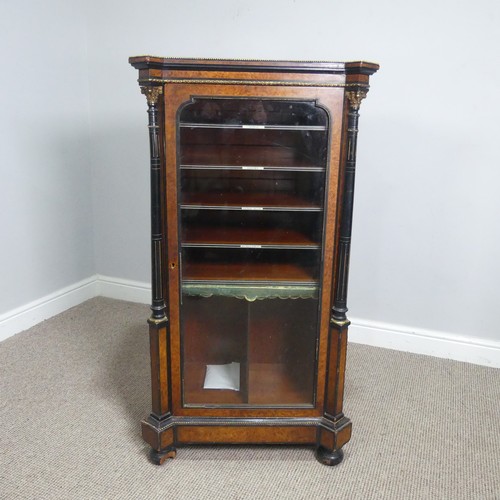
[1,297,499,500]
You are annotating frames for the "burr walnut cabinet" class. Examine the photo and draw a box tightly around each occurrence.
[128,56,378,465]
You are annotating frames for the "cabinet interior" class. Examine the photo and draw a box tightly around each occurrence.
[178,98,328,407]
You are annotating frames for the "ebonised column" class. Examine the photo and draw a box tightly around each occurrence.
[331,89,368,327]
[317,88,369,466]
[139,85,176,464]
[141,85,171,420]
[141,85,167,325]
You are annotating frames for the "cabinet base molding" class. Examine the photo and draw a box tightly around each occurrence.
[141,414,351,466]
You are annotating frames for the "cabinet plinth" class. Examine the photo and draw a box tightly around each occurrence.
[129,56,378,465]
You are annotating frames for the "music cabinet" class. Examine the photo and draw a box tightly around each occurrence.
[128,56,378,465]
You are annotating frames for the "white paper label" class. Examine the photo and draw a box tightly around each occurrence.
[242,206,263,211]
[203,362,240,391]
[240,244,262,248]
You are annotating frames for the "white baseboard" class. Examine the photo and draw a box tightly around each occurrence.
[0,276,98,343]
[0,274,150,343]
[95,274,150,304]
[2,275,499,369]
[349,318,500,369]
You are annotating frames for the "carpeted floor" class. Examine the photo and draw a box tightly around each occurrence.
[1,297,499,499]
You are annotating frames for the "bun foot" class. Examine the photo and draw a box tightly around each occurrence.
[315,446,344,466]
[150,447,177,465]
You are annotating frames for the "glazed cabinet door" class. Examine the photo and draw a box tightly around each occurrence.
[164,84,344,415]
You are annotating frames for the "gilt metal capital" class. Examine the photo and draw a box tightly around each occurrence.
[346,89,368,111]
[140,85,163,106]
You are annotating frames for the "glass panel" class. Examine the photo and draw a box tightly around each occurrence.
[179,98,328,407]
[179,99,327,127]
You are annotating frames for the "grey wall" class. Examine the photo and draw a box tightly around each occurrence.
[0,1,94,314]
[2,0,499,346]
[86,0,500,342]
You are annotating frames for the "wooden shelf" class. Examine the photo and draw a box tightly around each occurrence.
[182,226,320,249]
[180,122,327,131]
[248,363,312,406]
[180,145,324,171]
[183,362,312,407]
[181,192,322,211]
[183,260,317,283]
